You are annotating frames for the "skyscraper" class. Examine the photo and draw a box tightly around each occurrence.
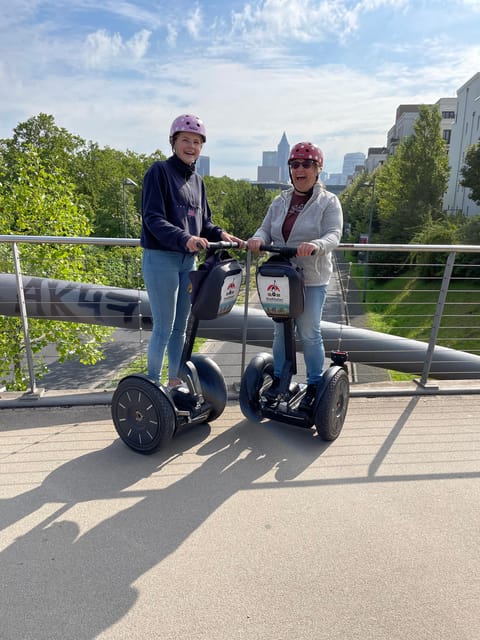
[257,132,290,184]
[342,152,365,181]
[196,155,210,177]
[277,132,290,182]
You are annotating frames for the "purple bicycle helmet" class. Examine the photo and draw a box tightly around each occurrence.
[288,141,324,167]
[169,114,207,143]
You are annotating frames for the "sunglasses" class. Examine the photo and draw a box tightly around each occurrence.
[289,160,317,169]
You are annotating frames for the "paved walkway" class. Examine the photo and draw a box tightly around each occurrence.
[1,389,479,639]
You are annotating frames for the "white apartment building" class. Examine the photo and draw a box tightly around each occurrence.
[436,97,457,152]
[387,105,420,154]
[444,72,480,216]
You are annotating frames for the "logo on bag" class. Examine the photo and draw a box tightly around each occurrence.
[257,274,290,316]
[226,281,238,297]
[218,273,242,315]
[266,280,281,298]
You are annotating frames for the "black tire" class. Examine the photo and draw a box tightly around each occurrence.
[239,353,274,422]
[111,374,176,454]
[314,368,350,441]
[189,354,227,422]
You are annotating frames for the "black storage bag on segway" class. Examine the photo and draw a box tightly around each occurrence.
[256,254,304,320]
[189,249,243,320]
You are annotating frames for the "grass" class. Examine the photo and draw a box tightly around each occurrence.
[353,264,480,379]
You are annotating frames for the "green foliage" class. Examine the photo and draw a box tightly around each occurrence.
[375,105,449,244]
[460,142,480,205]
[339,172,378,243]
[204,175,275,240]
[341,105,451,266]
[0,113,86,178]
[0,145,113,390]
[366,266,480,357]
[88,246,143,288]
[76,144,158,237]
[410,215,461,278]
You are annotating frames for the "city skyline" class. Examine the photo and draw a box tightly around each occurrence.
[0,1,479,178]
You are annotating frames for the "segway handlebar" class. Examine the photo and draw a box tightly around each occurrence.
[197,241,241,250]
[259,244,316,258]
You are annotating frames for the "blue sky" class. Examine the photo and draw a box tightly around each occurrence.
[1,0,479,179]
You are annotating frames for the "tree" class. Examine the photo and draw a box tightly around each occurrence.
[460,142,480,205]
[217,179,276,240]
[0,147,112,390]
[375,105,450,244]
[339,172,378,243]
[0,113,87,194]
[410,215,461,277]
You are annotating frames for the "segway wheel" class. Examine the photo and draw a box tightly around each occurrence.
[111,374,176,454]
[314,368,350,441]
[189,354,228,422]
[239,353,274,422]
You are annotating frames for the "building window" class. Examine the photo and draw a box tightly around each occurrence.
[442,129,451,144]
[441,111,455,119]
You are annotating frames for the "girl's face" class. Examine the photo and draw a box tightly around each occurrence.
[173,132,204,165]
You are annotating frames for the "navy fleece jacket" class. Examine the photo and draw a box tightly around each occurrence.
[140,154,223,252]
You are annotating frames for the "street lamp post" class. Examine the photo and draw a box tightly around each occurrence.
[122,178,138,237]
[361,180,375,303]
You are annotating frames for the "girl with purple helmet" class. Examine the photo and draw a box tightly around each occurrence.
[141,114,243,387]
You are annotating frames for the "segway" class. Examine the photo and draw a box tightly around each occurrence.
[239,245,349,441]
[111,242,243,453]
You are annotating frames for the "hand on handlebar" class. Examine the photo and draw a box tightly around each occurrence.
[220,231,245,249]
[187,236,209,252]
[246,237,264,253]
[296,242,318,257]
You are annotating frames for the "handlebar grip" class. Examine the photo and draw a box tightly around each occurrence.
[208,241,240,249]
[196,241,240,250]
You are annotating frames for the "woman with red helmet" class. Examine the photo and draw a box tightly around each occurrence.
[141,114,243,388]
[247,140,343,410]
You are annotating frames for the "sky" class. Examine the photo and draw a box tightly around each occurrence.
[1,0,479,180]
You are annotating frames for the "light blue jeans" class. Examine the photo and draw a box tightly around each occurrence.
[272,284,327,384]
[142,249,195,384]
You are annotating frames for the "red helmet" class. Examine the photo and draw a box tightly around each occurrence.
[169,114,206,142]
[288,141,323,167]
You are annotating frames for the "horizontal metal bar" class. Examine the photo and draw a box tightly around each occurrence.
[2,235,480,254]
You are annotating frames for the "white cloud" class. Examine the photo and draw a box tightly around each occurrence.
[229,0,360,45]
[460,0,480,9]
[84,30,123,68]
[186,6,203,39]
[84,28,151,69]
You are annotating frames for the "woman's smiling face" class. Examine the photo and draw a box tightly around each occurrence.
[173,132,204,165]
[289,159,320,193]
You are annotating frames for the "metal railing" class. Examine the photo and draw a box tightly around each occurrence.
[1,235,480,401]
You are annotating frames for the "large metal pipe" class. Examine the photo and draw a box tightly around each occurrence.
[1,274,480,379]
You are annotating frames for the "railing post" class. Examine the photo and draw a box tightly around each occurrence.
[418,251,456,387]
[240,249,252,379]
[12,242,40,395]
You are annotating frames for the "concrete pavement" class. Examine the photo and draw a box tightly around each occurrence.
[1,390,479,639]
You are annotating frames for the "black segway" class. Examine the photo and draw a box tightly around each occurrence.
[111,242,243,453]
[239,245,349,441]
